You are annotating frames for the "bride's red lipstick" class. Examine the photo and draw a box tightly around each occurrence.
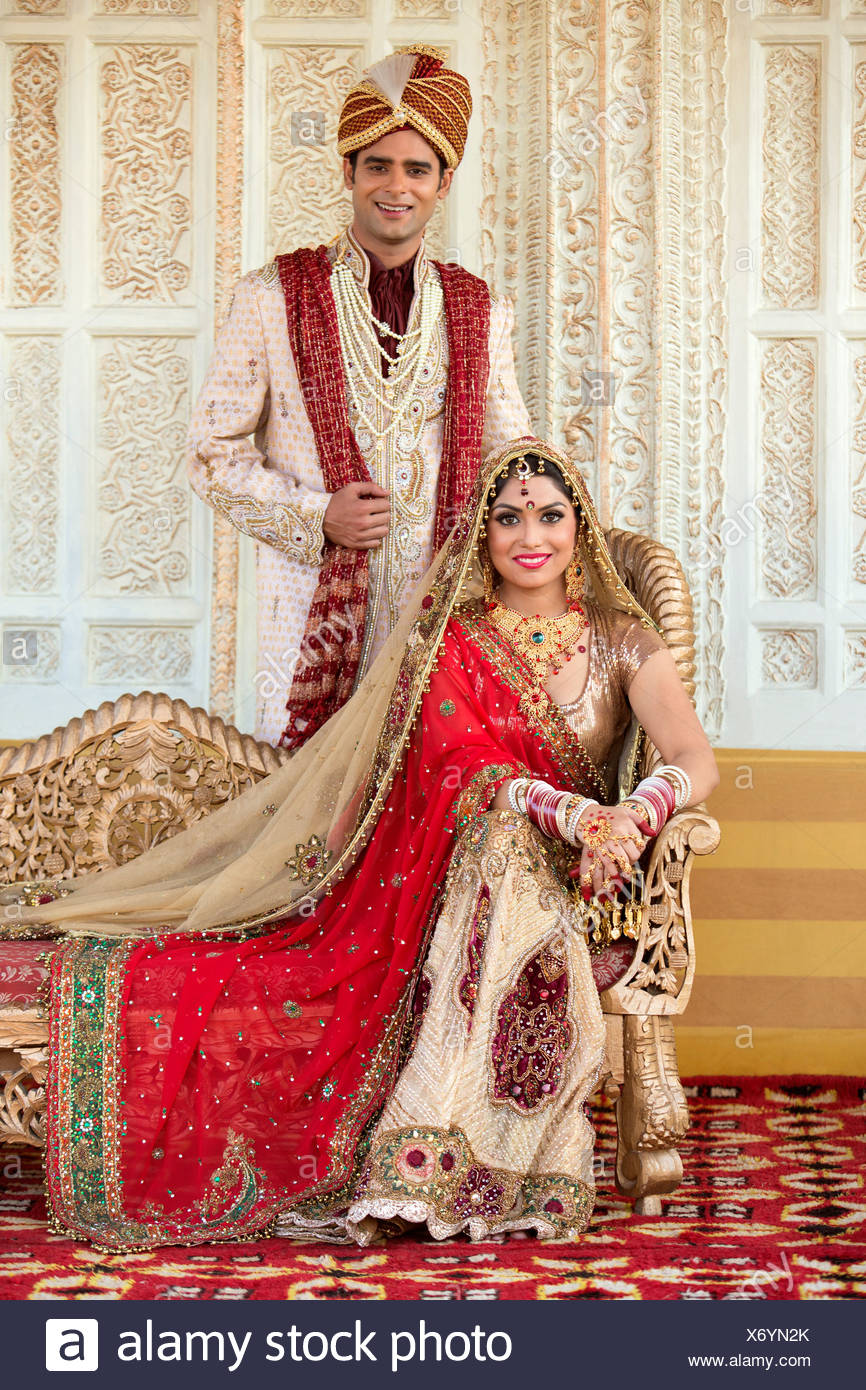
[512,553,551,568]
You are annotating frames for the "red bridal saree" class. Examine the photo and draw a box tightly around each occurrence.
[17,438,661,1251]
[46,615,613,1250]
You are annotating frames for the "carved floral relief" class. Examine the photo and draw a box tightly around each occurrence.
[95,337,192,595]
[99,45,193,303]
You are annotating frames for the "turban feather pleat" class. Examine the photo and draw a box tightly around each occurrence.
[337,44,472,170]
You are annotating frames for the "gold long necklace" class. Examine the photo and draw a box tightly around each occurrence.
[486,598,588,676]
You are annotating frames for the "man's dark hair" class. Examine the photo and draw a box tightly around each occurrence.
[346,147,447,181]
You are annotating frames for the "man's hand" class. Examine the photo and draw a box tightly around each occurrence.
[323,482,391,550]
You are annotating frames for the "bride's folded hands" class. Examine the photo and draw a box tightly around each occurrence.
[569,802,648,903]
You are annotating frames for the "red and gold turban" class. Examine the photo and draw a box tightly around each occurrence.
[337,44,472,171]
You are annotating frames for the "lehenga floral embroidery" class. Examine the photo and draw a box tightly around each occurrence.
[453,1164,507,1219]
[198,1130,262,1222]
[394,1139,438,1184]
[490,943,574,1112]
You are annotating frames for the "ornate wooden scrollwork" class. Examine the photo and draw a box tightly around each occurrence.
[0,693,289,883]
[613,1014,691,1215]
[599,809,720,1015]
[0,1046,48,1147]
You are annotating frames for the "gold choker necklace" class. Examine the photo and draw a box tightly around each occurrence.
[486,598,588,676]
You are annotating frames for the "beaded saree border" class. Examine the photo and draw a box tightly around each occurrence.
[45,935,425,1250]
[45,940,277,1251]
[45,939,139,1245]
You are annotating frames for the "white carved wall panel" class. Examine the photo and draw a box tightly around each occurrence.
[757,337,818,602]
[850,50,866,301]
[8,43,63,305]
[87,625,194,684]
[0,626,60,682]
[764,3,824,13]
[98,44,194,305]
[605,1,654,536]
[543,1,601,494]
[0,4,215,739]
[844,630,866,685]
[724,1,866,747]
[760,43,821,309]
[3,339,61,596]
[10,3,67,13]
[94,336,193,596]
[94,3,198,12]
[759,628,819,688]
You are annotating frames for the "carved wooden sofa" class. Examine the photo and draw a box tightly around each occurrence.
[0,530,719,1218]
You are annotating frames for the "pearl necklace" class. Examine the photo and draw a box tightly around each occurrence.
[486,598,588,676]
[332,257,443,447]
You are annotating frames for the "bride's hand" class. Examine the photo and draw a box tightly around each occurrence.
[568,804,648,903]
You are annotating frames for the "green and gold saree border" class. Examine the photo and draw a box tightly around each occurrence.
[46,939,279,1251]
[44,934,432,1250]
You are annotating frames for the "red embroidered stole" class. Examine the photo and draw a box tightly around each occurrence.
[274,245,491,750]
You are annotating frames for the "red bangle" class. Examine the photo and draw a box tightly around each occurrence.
[525,780,568,839]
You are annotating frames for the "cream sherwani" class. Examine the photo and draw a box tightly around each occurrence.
[187,226,532,746]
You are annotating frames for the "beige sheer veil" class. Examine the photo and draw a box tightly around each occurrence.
[0,437,657,941]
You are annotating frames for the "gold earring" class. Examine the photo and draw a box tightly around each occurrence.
[566,551,585,604]
[479,539,497,606]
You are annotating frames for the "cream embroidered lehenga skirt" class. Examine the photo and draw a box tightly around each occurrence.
[277,808,608,1244]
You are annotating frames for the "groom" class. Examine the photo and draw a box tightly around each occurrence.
[187,44,531,749]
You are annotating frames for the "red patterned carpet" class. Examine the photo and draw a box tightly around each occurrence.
[0,1077,862,1300]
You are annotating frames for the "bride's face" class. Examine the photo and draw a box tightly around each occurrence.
[485,472,578,593]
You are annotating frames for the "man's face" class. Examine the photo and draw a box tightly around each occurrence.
[343,128,453,254]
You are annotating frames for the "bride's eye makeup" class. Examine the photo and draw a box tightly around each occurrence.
[491,506,567,525]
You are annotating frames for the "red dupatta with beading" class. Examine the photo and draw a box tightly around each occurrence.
[45,615,606,1252]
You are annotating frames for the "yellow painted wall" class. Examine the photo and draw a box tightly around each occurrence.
[678,750,866,1076]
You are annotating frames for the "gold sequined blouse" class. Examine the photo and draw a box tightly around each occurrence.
[558,602,669,801]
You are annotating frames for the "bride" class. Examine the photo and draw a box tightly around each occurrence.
[4,437,717,1252]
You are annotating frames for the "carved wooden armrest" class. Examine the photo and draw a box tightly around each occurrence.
[599,805,720,1016]
[0,1041,48,1146]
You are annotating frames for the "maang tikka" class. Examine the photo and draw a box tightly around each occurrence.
[515,456,540,509]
